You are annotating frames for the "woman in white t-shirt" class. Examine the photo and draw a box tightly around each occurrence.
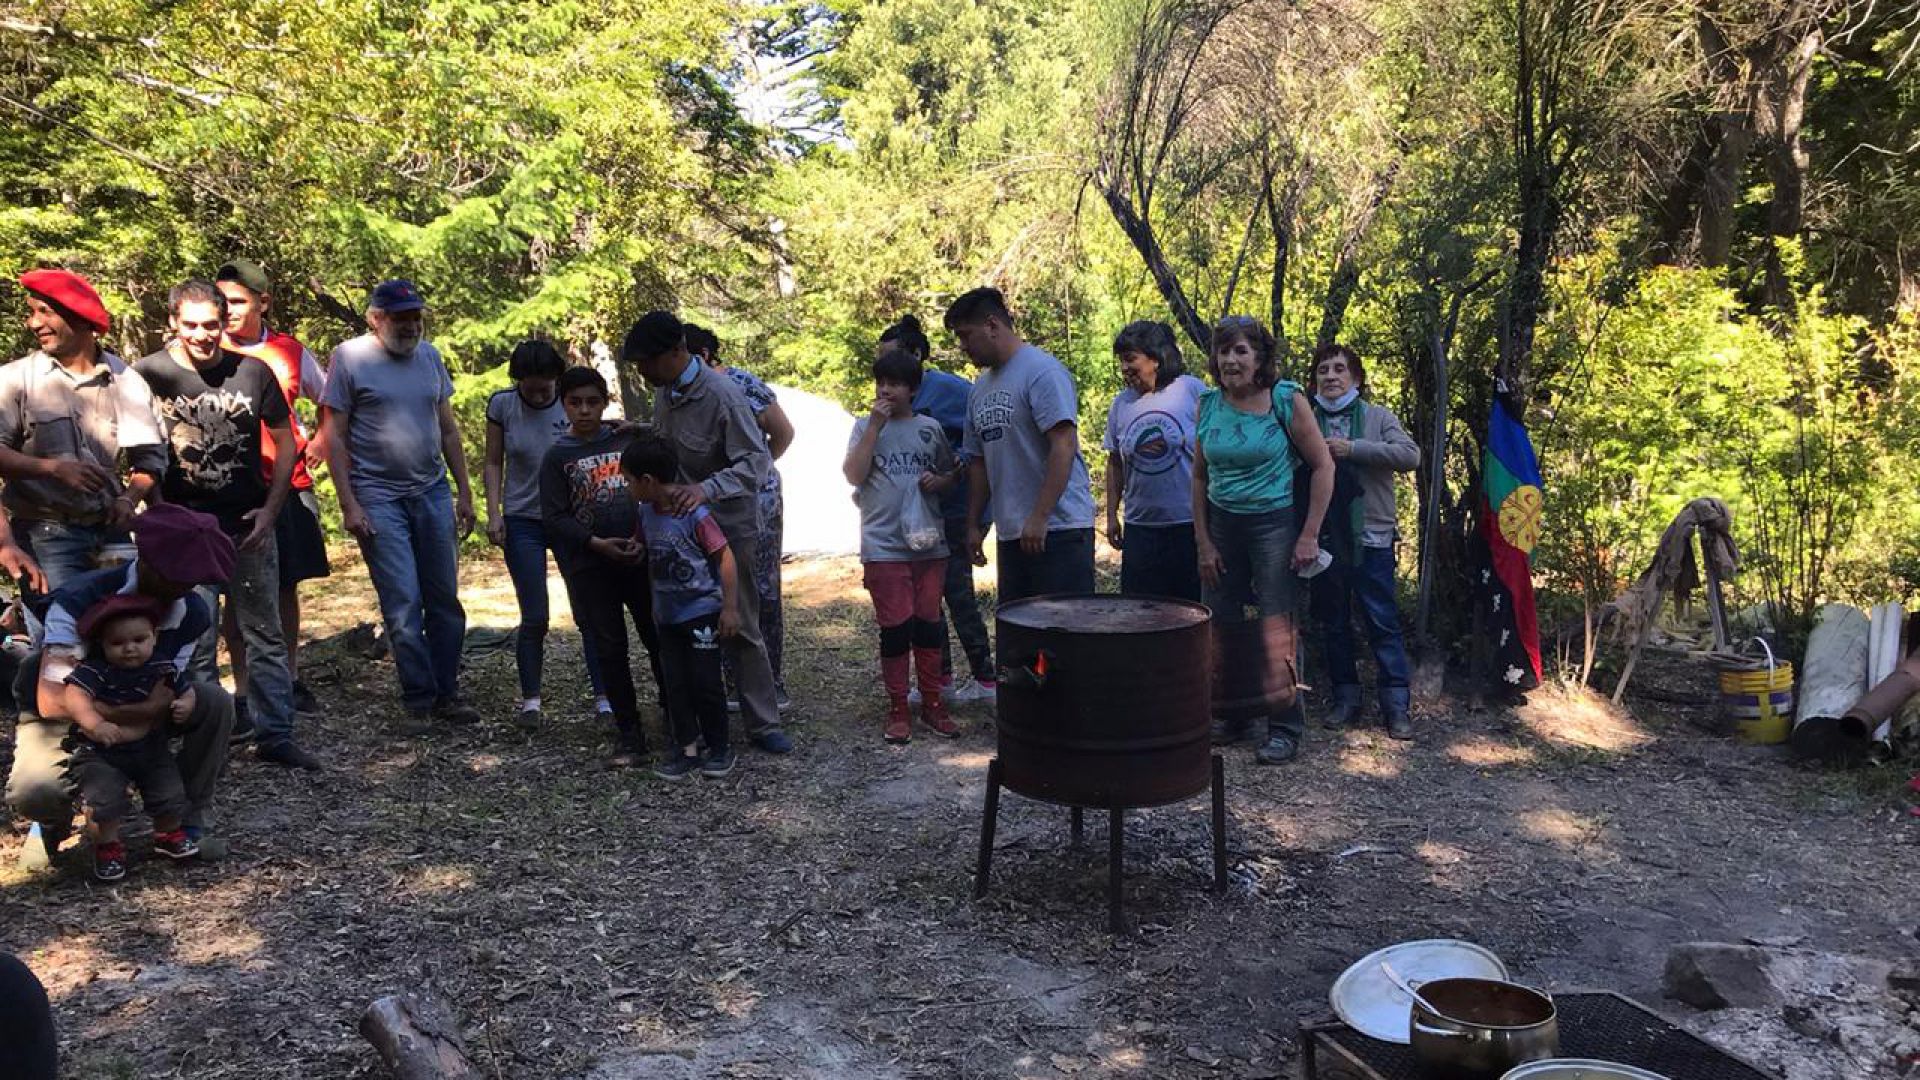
[483,341,603,728]
[1103,321,1207,601]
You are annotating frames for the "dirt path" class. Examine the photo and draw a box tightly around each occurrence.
[3,552,1915,1079]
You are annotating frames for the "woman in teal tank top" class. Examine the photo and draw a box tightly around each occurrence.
[1191,316,1333,764]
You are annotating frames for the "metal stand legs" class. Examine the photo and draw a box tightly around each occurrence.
[973,754,1231,931]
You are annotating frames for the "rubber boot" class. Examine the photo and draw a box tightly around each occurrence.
[882,653,912,744]
[914,646,958,738]
[1323,684,1364,728]
[1382,685,1413,741]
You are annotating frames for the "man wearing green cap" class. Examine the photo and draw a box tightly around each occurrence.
[215,258,331,717]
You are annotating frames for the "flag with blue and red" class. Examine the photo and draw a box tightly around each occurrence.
[1474,394,1543,688]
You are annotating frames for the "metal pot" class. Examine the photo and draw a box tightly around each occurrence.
[1409,977,1560,1080]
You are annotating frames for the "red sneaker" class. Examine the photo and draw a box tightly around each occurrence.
[884,700,912,744]
[151,829,200,860]
[93,841,127,882]
[920,694,959,739]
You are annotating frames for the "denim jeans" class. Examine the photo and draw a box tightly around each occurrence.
[1202,504,1305,740]
[756,477,786,692]
[1311,544,1412,717]
[193,538,298,747]
[938,515,994,681]
[996,527,1096,605]
[357,481,466,710]
[16,519,135,636]
[502,516,602,700]
[1119,521,1201,602]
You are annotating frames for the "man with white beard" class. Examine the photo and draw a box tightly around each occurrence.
[319,280,481,734]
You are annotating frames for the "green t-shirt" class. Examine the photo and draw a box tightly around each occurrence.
[1196,381,1300,515]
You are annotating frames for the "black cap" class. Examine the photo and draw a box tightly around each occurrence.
[215,258,272,295]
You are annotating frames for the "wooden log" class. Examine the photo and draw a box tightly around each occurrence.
[359,992,482,1080]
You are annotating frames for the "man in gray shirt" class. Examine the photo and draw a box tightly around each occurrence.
[947,287,1096,603]
[320,280,480,733]
[621,311,791,755]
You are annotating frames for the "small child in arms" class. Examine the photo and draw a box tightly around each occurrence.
[63,594,199,881]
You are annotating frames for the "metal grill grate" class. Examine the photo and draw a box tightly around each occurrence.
[1306,992,1777,1080]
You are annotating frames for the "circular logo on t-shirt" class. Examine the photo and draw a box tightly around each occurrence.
[1126,410,1185,475]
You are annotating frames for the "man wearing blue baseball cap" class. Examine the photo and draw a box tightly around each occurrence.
[319,280,481,733]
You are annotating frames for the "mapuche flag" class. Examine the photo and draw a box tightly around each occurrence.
[1474,393,1543,688]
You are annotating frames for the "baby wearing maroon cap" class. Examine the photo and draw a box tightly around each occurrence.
[62,593,200,882]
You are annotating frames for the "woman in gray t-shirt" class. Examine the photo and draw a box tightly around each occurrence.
[1103,320,1205,602]
[483,341,601,726]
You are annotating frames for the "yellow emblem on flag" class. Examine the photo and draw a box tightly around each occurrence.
[1498,484,1544,553]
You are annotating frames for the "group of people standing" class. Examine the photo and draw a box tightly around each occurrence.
[0,262,1419,884]
[840,288,1419,762]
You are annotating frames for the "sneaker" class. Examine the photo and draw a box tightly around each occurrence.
[726,698,742,714]
[291,680,321,716]
[257,740,322,772]
[653,752,701,781]
[608,725,649,768]
[776,688,793,714]
[433,698,483,726]
[151,829,200,860]
[1254,734,1300,765]
[1386,713,1415,741]
[701,745,738,778]
[181,827,230,862]
[20,822,69,872]
[1210,714,1256,745]
[93,841,127,882]
[884,701,912,745]
[920,696,959,739]
[750,729,794,754]
[391,710,434,737]
[228,701,257,746]
[514,705,543,732]
[948,677,997,704]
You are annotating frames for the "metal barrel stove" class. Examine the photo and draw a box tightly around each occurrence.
[974,594,1227,932]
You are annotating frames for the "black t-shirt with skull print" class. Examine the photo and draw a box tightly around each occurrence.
[134,347,292,537]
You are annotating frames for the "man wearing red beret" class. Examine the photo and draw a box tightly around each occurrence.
[0,269,168,599]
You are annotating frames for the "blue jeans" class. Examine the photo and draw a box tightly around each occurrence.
[502,516,602,701]
[1119,521,1201,602]
[358,481,466,710]
[1202,504,1305,740]
[1311,545,1412,717]
[193,539,298,746]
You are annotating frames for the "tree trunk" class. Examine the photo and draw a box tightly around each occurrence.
[1102,182,1211,357]
[1267,165,1310,358]
[1754,26,1821,311]
[1316,160,1402,349]
[1697,109,1753,267]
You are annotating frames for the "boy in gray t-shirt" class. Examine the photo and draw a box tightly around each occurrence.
[845,348,959,745]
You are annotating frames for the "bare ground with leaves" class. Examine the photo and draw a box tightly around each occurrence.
[3,551,1916,1079]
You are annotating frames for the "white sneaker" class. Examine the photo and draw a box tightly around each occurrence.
[949,677,998,704]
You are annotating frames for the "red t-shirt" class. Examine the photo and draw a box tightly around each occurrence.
[226,329,315,491]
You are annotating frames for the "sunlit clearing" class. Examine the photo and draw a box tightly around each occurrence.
[1446,736,1538,767]
[1521,807,1601,848]
[177,927,267,965]
[1513,682,1653,752]
[464,752,505,774]
[395,863,479,896]
[1337,742,1403,779]
[937,750,995,770]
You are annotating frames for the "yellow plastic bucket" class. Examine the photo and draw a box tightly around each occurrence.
[1718,639,1794,744]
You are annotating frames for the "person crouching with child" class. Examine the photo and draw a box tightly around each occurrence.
[63,595,199,880]
[844,342,959,744]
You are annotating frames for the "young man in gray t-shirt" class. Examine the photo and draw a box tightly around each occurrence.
[947,287,1095,603]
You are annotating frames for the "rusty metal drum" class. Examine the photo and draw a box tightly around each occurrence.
[994,594,1212,809]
